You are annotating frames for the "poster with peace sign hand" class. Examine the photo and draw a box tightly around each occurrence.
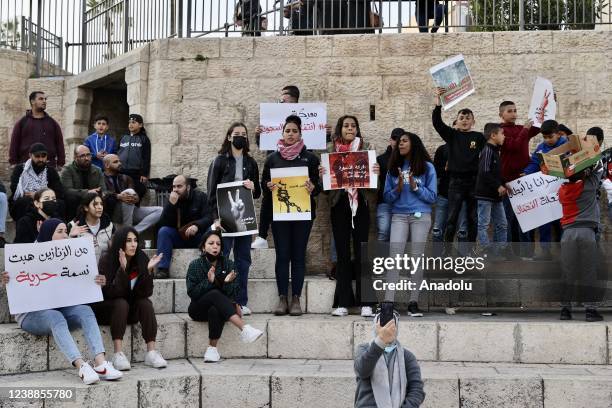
[216,181,258,236]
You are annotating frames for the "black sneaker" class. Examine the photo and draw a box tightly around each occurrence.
[586,309,604,322]
[156,268,169,279]
[407,302,423,317]
[560,307,572,320]
[0,236,5,248]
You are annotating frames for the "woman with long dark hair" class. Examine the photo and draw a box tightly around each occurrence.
[321,115,379,317]
[261,115,321,316]
[68,192,113,252]
[207,122,261,316]
[384,132,437,317]
[93,226,167,370]
[186,230,264,362]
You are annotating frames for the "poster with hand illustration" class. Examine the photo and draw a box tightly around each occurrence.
[528,77,556,128]
[321,151,378,190]
[216,181,258,237]
[270,167,312,221]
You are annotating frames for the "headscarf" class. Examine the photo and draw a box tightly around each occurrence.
[36,218,64,242]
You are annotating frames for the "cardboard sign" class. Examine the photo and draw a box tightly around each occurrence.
[321,151,378,190]
[507,172,565,232]
[5,238,102,314]
[528,77,557,128]
[216,181,258,237]
[539,135,601,178]
[270,167,312,221]
[259,103,327,150]
[430,55,475,110]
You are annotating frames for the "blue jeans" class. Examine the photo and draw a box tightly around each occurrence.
[222,235,252,306]
[477,200,508,253]
[376,202,392,241]
[0,192,7,234]
[330,235,337,263]
[20,305,105,364]
[271,220,313,297]
[157,226,205,269]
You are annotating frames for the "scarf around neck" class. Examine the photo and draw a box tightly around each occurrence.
[14,159,48,200]
[277,138,305,161]
[371,339,407,408]
[335,136,362,228]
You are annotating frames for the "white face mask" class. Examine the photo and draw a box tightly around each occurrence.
[384,344,397,353]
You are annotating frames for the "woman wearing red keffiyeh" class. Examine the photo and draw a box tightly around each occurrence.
[320,115,380,318]
[261,115,321,316]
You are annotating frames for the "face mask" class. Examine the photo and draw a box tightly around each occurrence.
[41,201,59,216]
[384,344,397,353]
[205,252,218,263]
[231,136,247,150]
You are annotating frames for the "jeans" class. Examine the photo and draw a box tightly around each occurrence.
[0,192,7,234]
[330,235,337,263]
[222,235,252,306]
[20,305,105,364]
[121,203,162,233]
[477,200,508,253]
[445,177,478,244]
[157,226,205,269]
[271,220,313,297]
[376,202,392,241]
[388,213,432,303]
[416,1,447,32]
[432,196,468,255]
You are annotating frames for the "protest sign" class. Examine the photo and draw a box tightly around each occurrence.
[507,172,565,233]
[528,77,557,128]
[5,237,102,314]
[216,181,258,237]
[270,167,311,221]
[259,103,327,150]
[430,55,475,110]
[321,151,378,190]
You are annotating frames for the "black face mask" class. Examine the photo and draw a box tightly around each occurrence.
[41,201,59,217]
[231,136,247,150]
[205,252,218,263]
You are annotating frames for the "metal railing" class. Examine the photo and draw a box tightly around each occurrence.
[1,0,610,77]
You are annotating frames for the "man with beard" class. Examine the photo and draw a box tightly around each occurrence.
[102,154,162,233]
[10,143,65,221]
[60,145,107,220]
[10,91,65,168]
[155,175,213,278]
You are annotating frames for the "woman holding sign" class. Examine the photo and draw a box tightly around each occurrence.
[93,226,167,370]
[207,122,261,316]
[321,115,379,318]
[1,218,123,385]
[261,115,321,316]
[384,132,437,317]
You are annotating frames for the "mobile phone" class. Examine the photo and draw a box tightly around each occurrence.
[379,302,395,326]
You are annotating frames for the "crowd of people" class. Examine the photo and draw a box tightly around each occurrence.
[1,83,609,387]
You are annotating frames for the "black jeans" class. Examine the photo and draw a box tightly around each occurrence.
[444,176,478,243]
[188,289,236,340]
[271,219,313,297]
[332,193,371,308]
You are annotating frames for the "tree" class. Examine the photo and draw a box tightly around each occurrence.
[0,18,21,49]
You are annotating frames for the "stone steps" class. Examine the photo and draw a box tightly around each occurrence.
[2,313,611,376]
[1,358,611,407]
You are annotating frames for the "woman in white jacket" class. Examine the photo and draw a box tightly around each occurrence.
[69,192,114,252]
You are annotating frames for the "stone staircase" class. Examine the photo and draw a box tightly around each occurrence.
[1,249,612,407]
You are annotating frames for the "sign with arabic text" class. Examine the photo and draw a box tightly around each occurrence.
[430,55,475,111]
[507,172,565,233]
[321,151,378,190]
[4,237,102,314]
[259,103,327,150]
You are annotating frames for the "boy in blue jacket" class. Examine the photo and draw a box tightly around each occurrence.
[84,115,116,169]
[524,120,567,260]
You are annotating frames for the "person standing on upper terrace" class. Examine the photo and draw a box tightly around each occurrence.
[10,91,65,169]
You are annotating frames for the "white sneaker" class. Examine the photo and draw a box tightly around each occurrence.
[241,305,252,316]
[332,307,349,316]
[204,346,220,363]
[239,324,264,343]
[78,361,100,385]
[361,306,374,317]
[111,352,131,371]
[144,350,168,368]
[94,361,123,381]
[251,237,269,249]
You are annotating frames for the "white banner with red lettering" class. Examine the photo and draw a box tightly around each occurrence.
[5,237,102,314]
[259,103,327,150]
[507,172,565,233]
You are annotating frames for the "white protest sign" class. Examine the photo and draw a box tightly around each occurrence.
[429,54,475,111]
[5,237,102,314]
[528,77,556,128]
[507,172,565,233]
[259,103,327,150]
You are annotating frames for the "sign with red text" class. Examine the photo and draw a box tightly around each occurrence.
[430,55,475,111]
[259,103,327,150]
[528,77,556,128]
[4,238,102,314]
[321,151,378,190]
[507,172,565,233]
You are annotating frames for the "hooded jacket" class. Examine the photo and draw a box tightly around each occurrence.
[117,131,151,177]
[9,110,65,167]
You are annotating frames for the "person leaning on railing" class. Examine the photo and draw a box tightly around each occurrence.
[234,0,267,36]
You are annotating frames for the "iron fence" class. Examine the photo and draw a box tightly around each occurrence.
[0,0,610,77]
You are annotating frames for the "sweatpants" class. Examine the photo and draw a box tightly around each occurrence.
[92,297,158,343]
[188,289,236,340]
[560,227,600,309]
